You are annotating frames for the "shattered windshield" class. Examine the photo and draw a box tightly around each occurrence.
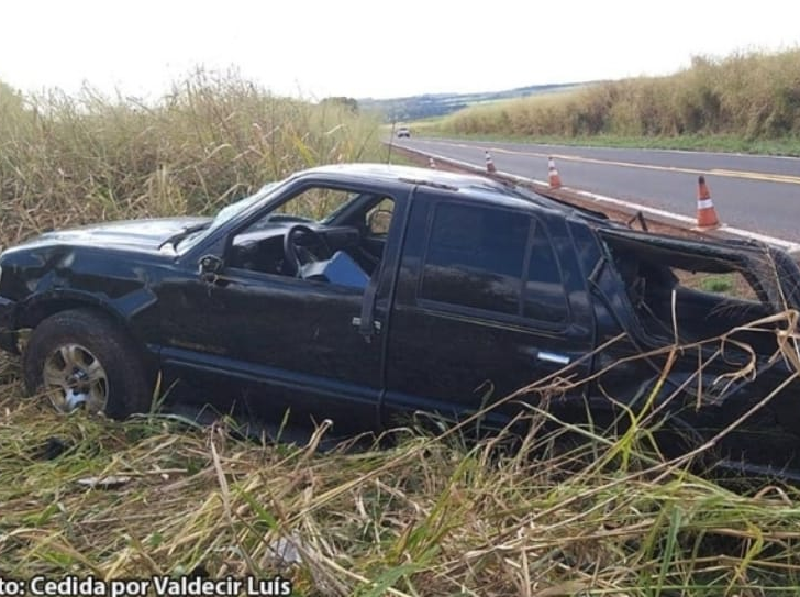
[175,182,284,252]
[209,182,281,230]
[175,182,364,252]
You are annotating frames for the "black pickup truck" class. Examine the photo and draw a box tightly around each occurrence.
[1,164,799,479]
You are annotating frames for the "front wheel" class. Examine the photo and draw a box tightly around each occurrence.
[22,309,154,419]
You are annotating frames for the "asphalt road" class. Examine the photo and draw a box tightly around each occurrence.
[392,137,800,242]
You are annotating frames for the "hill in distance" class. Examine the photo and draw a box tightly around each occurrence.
[358,80,600,122]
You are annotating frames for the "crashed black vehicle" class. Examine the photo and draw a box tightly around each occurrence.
[0,164,799,480]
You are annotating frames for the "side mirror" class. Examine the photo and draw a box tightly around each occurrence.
[367,209,393,235]
[198,254,224,276]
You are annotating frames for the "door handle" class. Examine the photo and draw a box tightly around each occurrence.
[201,273,235,288]
[520,346,570,366]
[536,351,570,366]
[352,317,381,332]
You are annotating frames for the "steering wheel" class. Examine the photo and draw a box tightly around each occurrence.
[283,224,332,276]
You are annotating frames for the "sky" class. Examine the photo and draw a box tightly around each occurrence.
[1,0,799,100]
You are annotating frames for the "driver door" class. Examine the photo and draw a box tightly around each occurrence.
[159,183,402,438]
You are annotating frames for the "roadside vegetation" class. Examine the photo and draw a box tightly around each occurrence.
[0,69,384,250]
[5,341,800,595]
[3,71,800,595]
[419,48,800,155]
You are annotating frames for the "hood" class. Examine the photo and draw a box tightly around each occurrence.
[10,217,212,254]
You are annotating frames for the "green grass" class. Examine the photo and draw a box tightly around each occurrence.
[383,115,448,129]
[3,69,800,594]
[699,274,736,294]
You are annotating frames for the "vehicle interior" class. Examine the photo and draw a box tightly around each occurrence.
[225,186,395,289]
[604,234,781,356]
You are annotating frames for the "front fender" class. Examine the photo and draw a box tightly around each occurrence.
[15,288,160,361]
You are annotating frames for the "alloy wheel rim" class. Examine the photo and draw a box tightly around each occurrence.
[42,343,109,415]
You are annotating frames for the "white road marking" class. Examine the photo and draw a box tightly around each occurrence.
[407,137,800,161]
[405,139,800,185]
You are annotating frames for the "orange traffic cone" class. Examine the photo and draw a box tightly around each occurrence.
[429,156,436,168]
[696,175,720,229]
[485,151,497,174]
[547,156,562,189]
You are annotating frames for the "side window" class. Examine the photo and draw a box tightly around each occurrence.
[243,187,357,232]
[420,202,529,315]
[524,222,569,322]
[226,185,374,287]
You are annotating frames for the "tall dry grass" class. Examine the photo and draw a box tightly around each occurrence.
[0,68,385,249]
[4,322,800,594]
[2,279,800,593]
[437,49,800,141]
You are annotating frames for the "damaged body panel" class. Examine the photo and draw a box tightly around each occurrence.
[0,163,798,480]
[593,229,800,477]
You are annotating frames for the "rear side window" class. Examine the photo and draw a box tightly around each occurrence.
[524,221,568,322]
[419,201,569,323]
[420,202,528,315]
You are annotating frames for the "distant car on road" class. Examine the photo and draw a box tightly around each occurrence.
[396,127,411,138]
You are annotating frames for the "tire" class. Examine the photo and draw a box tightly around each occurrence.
[22,308,154,420]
